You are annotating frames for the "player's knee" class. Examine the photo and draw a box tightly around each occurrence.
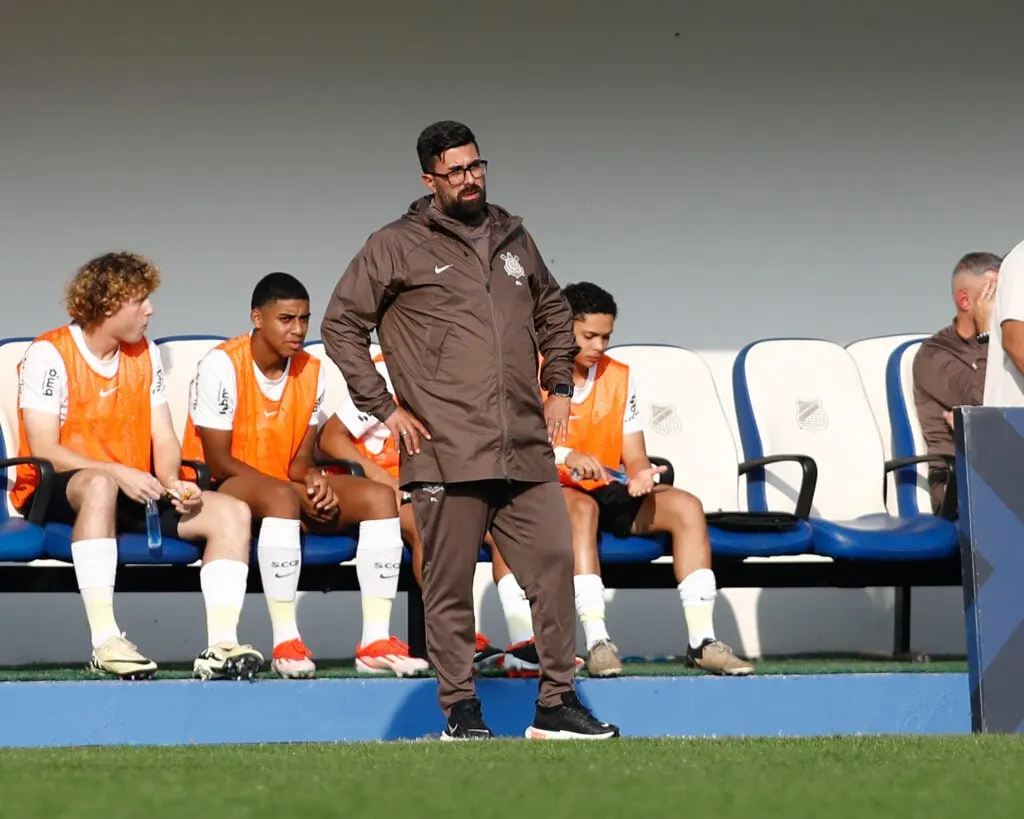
[361,481,400,520]
[265,480,302,519]
[670,489,705,527]
[216,494,252,537]
[565,491,600,528]
[69,469,118,511]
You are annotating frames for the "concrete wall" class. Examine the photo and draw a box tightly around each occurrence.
[2,0,1012,662]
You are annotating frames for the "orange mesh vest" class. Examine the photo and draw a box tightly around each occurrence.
[181,334,320,482]
[352,353,400,479]
[10,326,153,510]
[543,355,630,492]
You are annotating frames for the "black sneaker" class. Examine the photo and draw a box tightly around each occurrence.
[441,697,494,741]
[525,691,620,740]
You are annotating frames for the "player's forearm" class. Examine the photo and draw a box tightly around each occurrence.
[152,441,181,488]
[288,455,317,484]
[622,455,653,479]
[207,454,269,484]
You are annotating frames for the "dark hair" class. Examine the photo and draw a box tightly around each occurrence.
[251,272,309,310]
[563,281,617,320]
[417,120,478,173]
[952,252,1002,279]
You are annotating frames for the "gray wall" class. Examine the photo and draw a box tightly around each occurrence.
[2,0,1022,348]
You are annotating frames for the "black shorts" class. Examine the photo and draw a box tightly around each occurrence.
[22,469,182,539]
[586,481,645,539]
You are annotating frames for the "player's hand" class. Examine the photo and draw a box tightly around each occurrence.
[305,469,339,515]
[564,451,607,482]
[544,395,571,444]
[974,280,997,335]
[384,407,431,456]
[627,464,668,497]
[113,466,165,503]
[165,479,202,514]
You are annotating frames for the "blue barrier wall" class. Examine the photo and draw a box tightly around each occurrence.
[0,674,968,748]
[955,406,1024,733]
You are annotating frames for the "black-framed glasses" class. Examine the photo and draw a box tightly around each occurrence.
[429,159,488,186]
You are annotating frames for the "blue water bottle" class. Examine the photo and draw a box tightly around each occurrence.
[145,497,162,555]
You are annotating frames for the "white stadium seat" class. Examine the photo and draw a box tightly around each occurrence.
[846,334,927,513]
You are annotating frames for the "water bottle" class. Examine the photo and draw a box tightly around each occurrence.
[145,497,162,555]
[571,466,628,483]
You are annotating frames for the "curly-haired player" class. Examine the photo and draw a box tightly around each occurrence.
[12,252,262,681]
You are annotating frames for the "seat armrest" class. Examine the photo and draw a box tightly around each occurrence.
[180,459,212,490]
[737,454,818,520]
[314,458,367,479]
[884,454,956,520]
[1,457,56,525]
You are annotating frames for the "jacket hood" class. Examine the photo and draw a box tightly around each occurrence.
[402,195,521,234]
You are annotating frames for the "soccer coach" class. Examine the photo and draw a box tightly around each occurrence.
[321,120,619,741]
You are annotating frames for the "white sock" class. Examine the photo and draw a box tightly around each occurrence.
[574,573,610,650]
[679,568,717,649]
[496,573,534,645]
[199,559,248,647]
[72,538,120,648]
[356,517,402,646]
[257,517,302,647]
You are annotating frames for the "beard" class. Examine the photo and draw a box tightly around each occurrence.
[438,184,487,222]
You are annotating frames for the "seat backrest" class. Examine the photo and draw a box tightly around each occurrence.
[607,344,742,513]
[0,409,21,519]
[733,338,887,520]
[886,339,931,515]
[155,336,226,442]
[0,338,32,447]
[304,341,387,420]
[846,333,927,512]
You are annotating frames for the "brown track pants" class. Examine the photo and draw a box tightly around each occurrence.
[411,479,577,714]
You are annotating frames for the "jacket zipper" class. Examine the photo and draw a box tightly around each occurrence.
[479,253,510,481]
[433,219,516,481]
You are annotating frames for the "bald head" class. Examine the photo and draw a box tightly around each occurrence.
[952,251,1001,314]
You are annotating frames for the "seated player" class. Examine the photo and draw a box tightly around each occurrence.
[317,353,585,677]
[499,282,754,677]
[12,252,262,680]
[182,272,428,679]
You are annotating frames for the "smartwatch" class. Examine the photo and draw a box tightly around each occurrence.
[551,383,574,398]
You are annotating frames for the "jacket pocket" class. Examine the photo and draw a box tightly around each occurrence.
[421,322,451,380]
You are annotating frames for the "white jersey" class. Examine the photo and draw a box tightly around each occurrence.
[984,238,1024,406]
[190,348,327,431]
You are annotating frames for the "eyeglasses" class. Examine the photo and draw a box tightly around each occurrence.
[429,159,488,186]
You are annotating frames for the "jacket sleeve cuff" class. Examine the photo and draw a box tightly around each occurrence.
[371,399,398,423]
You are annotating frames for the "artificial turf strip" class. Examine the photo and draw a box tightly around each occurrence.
[0,657,968,682]
[1,737,1022,819]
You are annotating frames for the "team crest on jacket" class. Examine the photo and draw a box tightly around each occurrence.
[500,251,526,285]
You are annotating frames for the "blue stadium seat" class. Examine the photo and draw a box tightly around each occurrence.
[43,523,203,564]
[607,344,816,558]
[733,338,957,561]
[296,532,359,565]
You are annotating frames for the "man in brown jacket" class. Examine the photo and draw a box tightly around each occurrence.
[913,251,1000,513]
[321,120,619,741]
